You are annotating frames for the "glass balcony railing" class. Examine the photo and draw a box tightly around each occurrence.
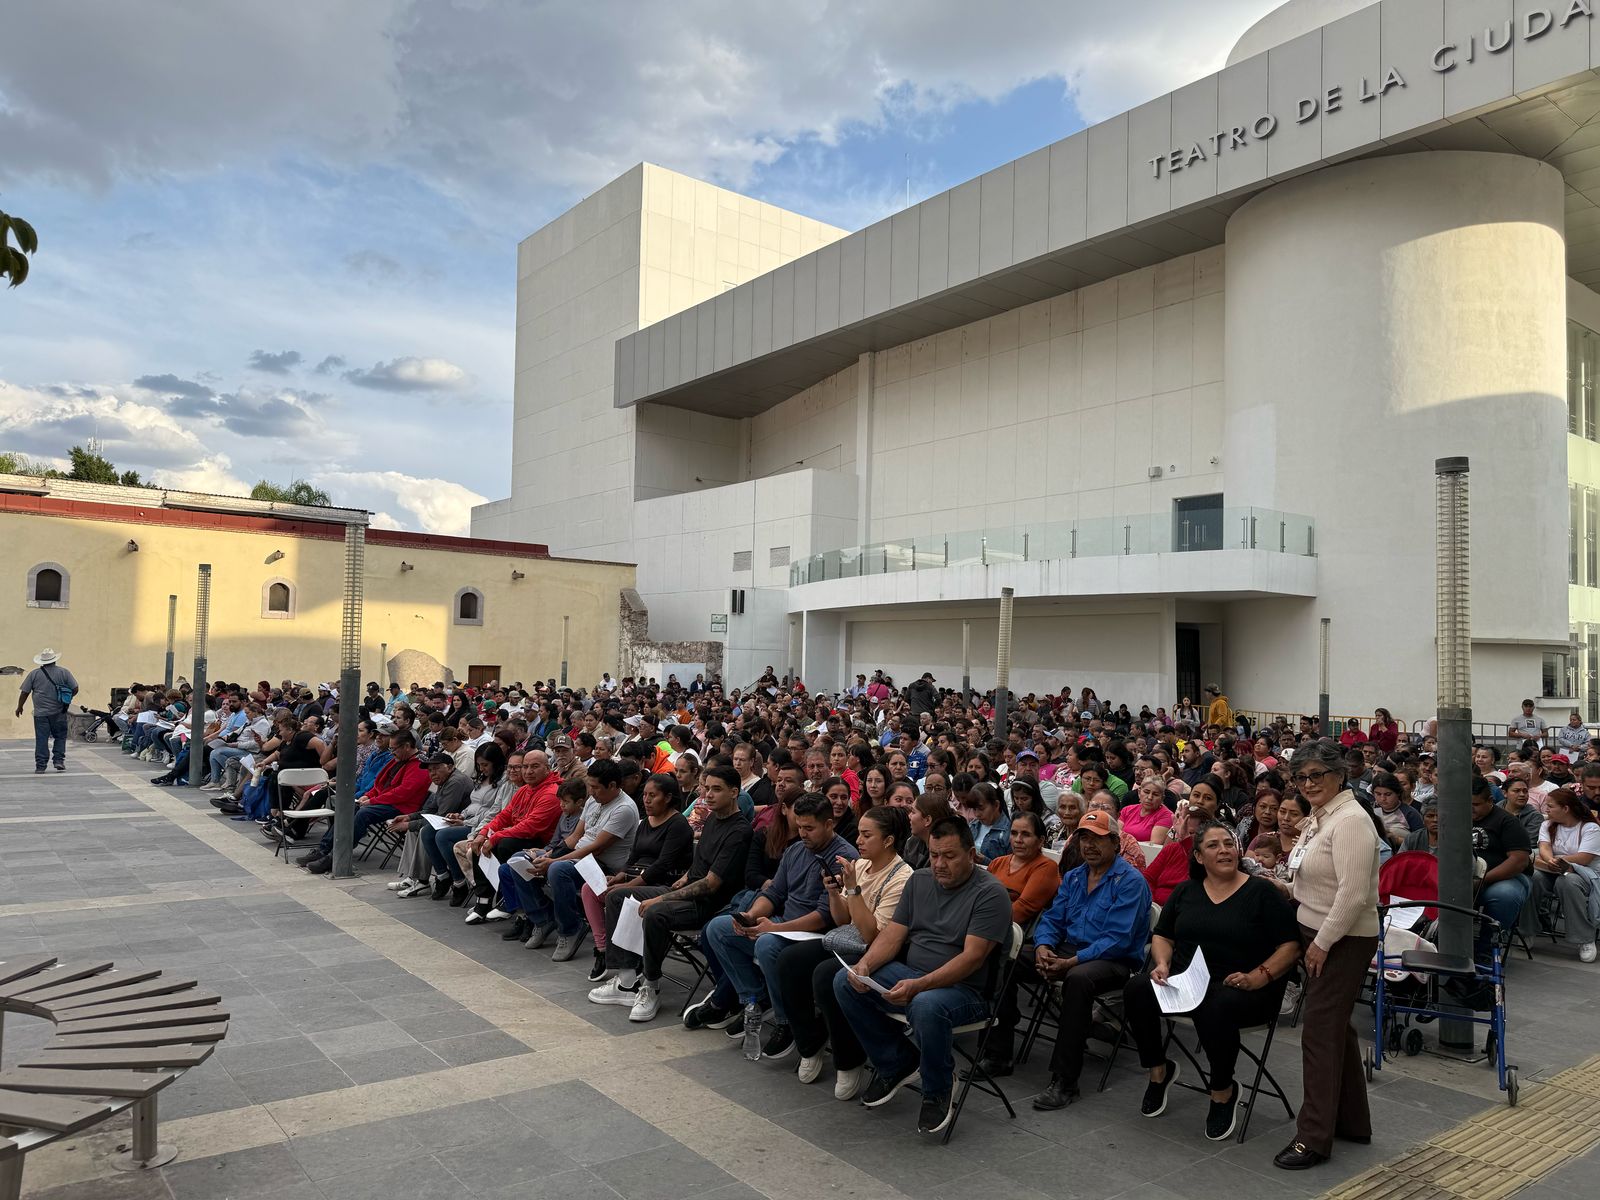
[788,507,1315,586]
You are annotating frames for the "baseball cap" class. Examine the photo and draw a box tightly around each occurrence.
[1552,753,1571,765]
[1017,749,1038,760]
[420,752,455,766]
[549,735,573,749]
[1076,811,1119,838]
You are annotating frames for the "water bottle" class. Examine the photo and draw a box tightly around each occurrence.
[741,1001,763,1061]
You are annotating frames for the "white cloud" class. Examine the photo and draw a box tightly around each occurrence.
[148,454,251,497]
[0,2,1279,208]
[312,470,489,537]
[0,379,216,470]
[343,356,470,392]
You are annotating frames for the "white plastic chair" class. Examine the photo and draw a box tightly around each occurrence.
[272,767,333,860]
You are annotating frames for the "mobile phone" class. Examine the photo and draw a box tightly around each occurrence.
[732,911,757,928]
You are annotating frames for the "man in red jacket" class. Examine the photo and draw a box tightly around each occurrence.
[303,729,430,875]
[458,749,560,914]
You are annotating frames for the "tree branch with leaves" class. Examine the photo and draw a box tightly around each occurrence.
[1,207,38,288]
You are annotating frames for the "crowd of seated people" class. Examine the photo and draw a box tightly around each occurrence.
[98,668,1600,1155]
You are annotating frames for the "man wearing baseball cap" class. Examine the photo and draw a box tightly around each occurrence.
[1002,811,1151,1108]
[548,734,584,781]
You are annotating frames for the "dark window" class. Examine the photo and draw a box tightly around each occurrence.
[34,568,62,604]
[267,582,291,612]
[459,591,479,621]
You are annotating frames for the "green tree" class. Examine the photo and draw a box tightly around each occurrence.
[251,478,332,506]
[1,207,38,288]
[0,450,49,475]
[66,444,142,486]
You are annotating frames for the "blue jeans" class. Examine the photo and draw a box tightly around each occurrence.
[701,914,795,1016]
[33,712,68,769]
[505,859,585,932]
[1478,874,1532,956]
[547,859,587,937]
[209,746,248,784]
[318,803,398,857]
[832,961,990,1101]
[424,823,471,881]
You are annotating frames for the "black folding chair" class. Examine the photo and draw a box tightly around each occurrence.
[662,932,713,1012]
[1159,1012,1293,1143]
[897,922,1023,1144]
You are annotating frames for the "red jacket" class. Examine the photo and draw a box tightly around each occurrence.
[482,771,561,849]
[363,756,431,815]
[1141,836,1193,905]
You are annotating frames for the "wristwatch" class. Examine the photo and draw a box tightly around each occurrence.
[841,886,861,897]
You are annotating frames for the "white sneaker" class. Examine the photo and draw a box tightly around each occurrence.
[798,1053,825,1084]
[396,879,428,898]
[1581,942,1597,963]
[484,907,511,922]
[628,982,660,1022]
[589,978,640,1007]
[386,878,412,892]
[834,1066,866,1101]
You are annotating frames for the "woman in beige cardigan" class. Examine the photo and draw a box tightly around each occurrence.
[1276,740,1381,1171]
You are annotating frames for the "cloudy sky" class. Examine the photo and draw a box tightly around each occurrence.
[0,0,1277,535]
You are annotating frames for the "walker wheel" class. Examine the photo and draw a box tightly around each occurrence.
[1484,1029,1497,1059]
[1404,1029,1425,1057]
[1364,1045,1375,1081]
[1506,1066,1519,1107]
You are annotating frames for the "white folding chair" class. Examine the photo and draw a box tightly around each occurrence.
[271,767,333,860]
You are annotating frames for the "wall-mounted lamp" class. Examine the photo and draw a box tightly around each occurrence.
[125,539,139,552]
[264,549,285,565]
[511,569,525,581]
[399,561,414,572]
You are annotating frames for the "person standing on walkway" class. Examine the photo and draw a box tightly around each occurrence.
[1275,739,1380,1171]
[17,648,78,774]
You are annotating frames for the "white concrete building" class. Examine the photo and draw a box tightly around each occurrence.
[476,0,1600,728]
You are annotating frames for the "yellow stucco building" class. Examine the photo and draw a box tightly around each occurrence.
[1,474,634,737]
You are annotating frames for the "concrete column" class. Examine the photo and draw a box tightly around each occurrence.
[1223,151,1568,718]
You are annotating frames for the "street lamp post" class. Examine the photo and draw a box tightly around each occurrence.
[995,588,1014,743]
[187,567,211,790]
[332,524,365,878]
[1434,457,1474,1046]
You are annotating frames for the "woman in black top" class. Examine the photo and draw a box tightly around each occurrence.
[1122,819,1301,1142]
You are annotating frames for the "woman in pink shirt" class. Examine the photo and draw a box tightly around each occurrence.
[1120,777,1176,845]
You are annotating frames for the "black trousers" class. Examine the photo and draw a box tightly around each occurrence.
[771,940,835,1055]
[1123,971,1281,1093]
[602,885,714,982]
[1047,957,1134,1085]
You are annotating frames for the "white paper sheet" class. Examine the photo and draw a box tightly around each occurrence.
[1154,947,1210,1014]
[240,754,256,774]
[573,854,609,895]
[479,852,503,892]
[613,896,647,955]
[1387,896,1429,931]
[771,930,824,941]
[422,814,450,830]
[508,855,540,880]
[834,951,891,994]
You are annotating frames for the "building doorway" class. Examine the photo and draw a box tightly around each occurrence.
[467,665,501,689]
[1175,626,1201,705]
[1173,494,1224,552]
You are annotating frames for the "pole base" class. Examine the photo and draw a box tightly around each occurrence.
[111,1145,178,1171]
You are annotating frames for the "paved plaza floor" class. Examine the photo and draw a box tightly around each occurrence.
[1,740,1597,1200]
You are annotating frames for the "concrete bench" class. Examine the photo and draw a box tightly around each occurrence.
[0,954,229,1200]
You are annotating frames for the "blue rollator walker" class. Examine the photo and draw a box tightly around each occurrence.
[1367,900,1518,1106]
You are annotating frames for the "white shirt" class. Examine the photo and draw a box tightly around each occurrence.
[1542,821,1600,858]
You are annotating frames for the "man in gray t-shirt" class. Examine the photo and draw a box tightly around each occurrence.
[832,816,1013,1129]
[17,649,79,773]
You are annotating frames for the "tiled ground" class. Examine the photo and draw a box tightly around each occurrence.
[3,739,1599,1200]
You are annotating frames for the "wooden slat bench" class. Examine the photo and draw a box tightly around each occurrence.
[0,955,229,1200]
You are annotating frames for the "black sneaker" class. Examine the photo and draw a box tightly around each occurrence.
[295,849,323,867]
[1141,1059,1180,1118]
[1205,1087,1239,1142]
[860,1059,921,1108]
[761,1023,796,1060]
[448,883,471,908]
[681,996,737,1031]
[306,856,332,875]
[1030,1077,1079,1111]
[917,1091,954,1135]
[430,876,451,901]
[586,949,611,984]
[501,916,531,942]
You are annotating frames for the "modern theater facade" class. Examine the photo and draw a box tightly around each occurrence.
[473,0,1600,725]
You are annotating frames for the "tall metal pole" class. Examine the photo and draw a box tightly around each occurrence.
[163,595,177,692]
[187,567,211,790]
[379,641,388,687]
[1435,457,1474,1046]
[1318,617,1331,737]
[333,524,365,878]
[995,588,1014,743]
[561,615,570,688]
[961,618,972,703]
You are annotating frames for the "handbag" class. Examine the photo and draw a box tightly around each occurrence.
[821,860,910,964]
[43,665,73,707]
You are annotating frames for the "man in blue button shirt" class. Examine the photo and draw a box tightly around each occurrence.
[994,810,1149,1107]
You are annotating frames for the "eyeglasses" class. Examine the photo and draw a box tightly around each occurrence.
[1290,769,1333,785]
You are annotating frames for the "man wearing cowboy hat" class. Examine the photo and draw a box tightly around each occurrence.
[17,648,79,774]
